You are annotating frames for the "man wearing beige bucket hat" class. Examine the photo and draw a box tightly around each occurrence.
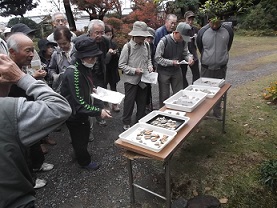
[118,21,154,131]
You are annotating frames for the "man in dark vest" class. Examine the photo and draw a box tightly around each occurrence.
[155,22,194,107]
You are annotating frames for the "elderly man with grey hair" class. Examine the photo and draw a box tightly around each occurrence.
[83,19,113,127]
[154,14,177,47]
[47,11,76,43]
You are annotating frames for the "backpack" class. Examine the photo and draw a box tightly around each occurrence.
[125,41,151,65]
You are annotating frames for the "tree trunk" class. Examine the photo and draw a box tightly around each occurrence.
[63,0,77,31]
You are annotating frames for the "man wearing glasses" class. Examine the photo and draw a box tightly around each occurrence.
[47,12,76,43]
[154,14,177,47]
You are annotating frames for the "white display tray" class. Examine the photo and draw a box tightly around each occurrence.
[139,110,190,132]
[193,77,225,88]
[184,85,221,98]
[119,123,177,152]
[164,109,186,117]
[163,90,207,112]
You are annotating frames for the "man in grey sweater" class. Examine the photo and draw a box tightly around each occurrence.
[0,54,71,208]
[197,15,234,118]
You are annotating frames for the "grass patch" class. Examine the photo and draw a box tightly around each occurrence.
[239,53,277,71]
[230,35,277,58]
[167,73,277,207]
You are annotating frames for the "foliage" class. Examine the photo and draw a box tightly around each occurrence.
[104,17,123,30]
[7,17,41,38]
[260,160,277,192]
[123,0,162,29]
[263,82,277,104]
[238,0,277,31]
[71,0,121,20]
[199,0,254,19]
[0,0,38,17]
[165,0,199,18]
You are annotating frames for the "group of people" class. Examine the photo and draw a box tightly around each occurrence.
[0,10,233,208]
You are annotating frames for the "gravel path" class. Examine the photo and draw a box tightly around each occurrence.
[35,49,277,208]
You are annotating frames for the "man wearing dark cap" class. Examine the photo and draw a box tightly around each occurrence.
[155,22,194,107]
[11,23,36,37]
[61,36,112,171]
[182,11,200,88]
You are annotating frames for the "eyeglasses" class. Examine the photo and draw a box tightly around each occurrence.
[93,31,105,35]
[55,19,66,23]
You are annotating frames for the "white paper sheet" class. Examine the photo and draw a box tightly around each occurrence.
[141,71,158,84]
[178,60,188,64]
[91,87,125,104]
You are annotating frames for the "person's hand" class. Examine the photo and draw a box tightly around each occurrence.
[101,109,112,119]
[33,69,47,79]
[148,67,154,73]
[0,54,25,84]
[173,60,179,66]
[188,57,194,66]
[108,48,117,54]
[135,68,143,75]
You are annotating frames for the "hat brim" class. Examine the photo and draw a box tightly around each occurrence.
[187,15,195,18]
[128,31,152,37]
[76,50,102,59]
[181,35,191,42]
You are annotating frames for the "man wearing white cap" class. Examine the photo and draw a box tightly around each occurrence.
[118,21,154,130]
[155,22,194,108]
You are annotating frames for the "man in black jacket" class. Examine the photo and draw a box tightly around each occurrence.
[61,36,112,171]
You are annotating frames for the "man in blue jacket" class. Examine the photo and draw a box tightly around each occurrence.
[154,14,177,47]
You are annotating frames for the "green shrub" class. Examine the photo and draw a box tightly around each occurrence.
[260,160,277,192]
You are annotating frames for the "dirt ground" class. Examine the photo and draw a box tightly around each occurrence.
[35,49,277,208]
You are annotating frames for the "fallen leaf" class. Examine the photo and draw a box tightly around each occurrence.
[256,106,260,109]
[192,190,198,196]
[243,123,248,127]
[258,118,264,121]
[219,197,228,204]
[204,187,211,192]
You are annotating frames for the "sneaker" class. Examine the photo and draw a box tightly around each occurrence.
[96,119,107,126]
[123,125,131,131]
[34,178,47,189]
[33,162,54,172]
[82,162,100,171]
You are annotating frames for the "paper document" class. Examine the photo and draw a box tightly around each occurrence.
[141,72,158,84]
[178,60,188,64]
[91,87,125,104]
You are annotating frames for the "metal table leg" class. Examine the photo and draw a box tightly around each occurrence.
[165,159,171,208]
[222,92,228,133]
[127,158,135,204]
